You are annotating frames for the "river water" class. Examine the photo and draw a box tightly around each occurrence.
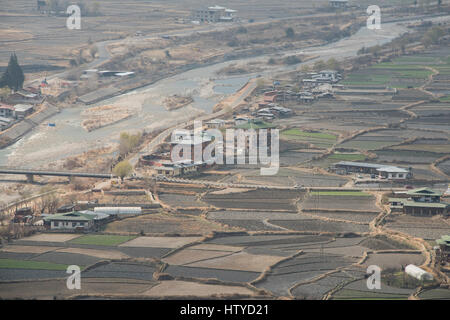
[1,16,448,168]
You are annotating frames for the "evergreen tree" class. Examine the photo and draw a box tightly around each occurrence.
[1,53,25,91]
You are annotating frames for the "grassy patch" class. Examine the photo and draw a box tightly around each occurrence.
[310,191,371,197]
[70,234,136,246]
[440,96,450,102]
[0,259,70,271]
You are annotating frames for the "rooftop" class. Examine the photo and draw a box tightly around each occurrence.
[14,104,34,112]
[407,187,442,197]
[402,200,449,209]
[43,211,98,222]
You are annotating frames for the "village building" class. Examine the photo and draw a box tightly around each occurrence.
[191,6,237,23]
[334,161,412,179]
[377,166,410,180]
[6,90,43,105]
[13,104,34,119]
[153,160,202,177]
[0,103,15,118]
[0,116,13,131]
[389,188,450,216]
[312,70,342,83]
[44,211,110,231]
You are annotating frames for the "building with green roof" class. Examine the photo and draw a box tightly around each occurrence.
[43,211,109,231]
[389,187,449,216]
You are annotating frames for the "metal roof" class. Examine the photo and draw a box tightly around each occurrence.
[407,187,442,197]
[402,200,448,209]
[43,211,97,222]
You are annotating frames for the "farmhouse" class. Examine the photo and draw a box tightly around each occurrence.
[153,161,202,177]
[44,211,110,231]
[6,90,43,105]
[191,6,237,23]
[389,188,450,216]
[312,70,342,83]
[334,161,412,179]
[13,104,34,119]
[0,103,15,118]
[377,166,410,180]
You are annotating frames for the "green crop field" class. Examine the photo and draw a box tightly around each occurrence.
[0,259,70,271]
[69,234,136,246]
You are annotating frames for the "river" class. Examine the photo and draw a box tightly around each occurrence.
[1,15,449,168]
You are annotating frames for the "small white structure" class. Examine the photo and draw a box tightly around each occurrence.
[94,207,142,215]
[405,264,434,281]
[377,166,410,180]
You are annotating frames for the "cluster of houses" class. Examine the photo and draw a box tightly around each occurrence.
[42,206,142,231]
[253,104,293,121]
[302,70,342,86]
[139,118,276,177]
[0,87,45,130]
[389,187,450,217]
[259,89,316,105]
[332,161,413,180]
[191,5,237,23]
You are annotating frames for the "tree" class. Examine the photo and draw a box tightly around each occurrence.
[119,131,142,156]
[421,26,445,48]
[285,27,295,38]
[1,53,25,91]
[113,160,133,180]
[326,58,340,71]
[313,60,327,71]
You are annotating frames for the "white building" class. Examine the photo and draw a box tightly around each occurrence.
[377,166,410,180]
[405,264,434,281]
[191,5,237,23]
[13,104,34,119]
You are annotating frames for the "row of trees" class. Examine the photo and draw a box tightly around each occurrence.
[0,54,24,91]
